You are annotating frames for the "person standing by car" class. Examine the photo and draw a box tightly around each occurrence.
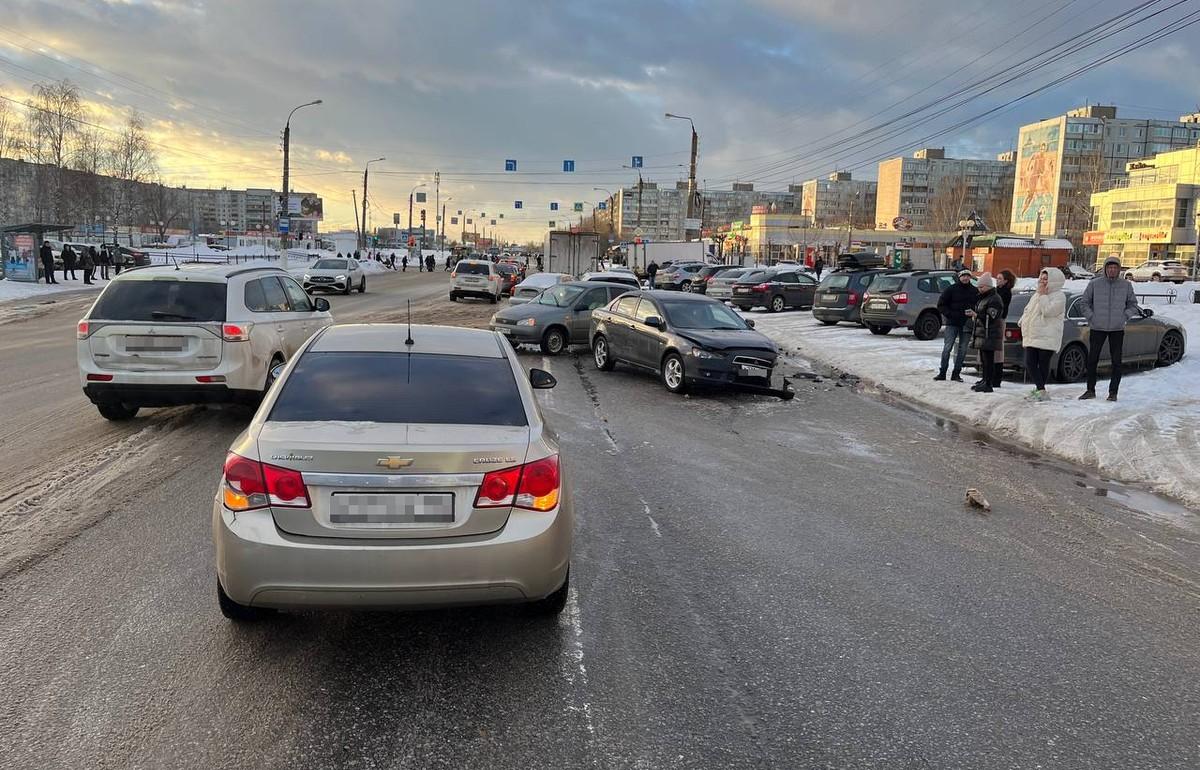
[81,244,95,285]
[967,272,1005,393]
[934,269,979,382]
[647,260,659,289]
[40,240,57,284]
[813,256,824,280]
[62,244,77,281]
[97,245,110,281]
[1076,255,1144,402]
[1018,268,1067,402]
[977,269,1016,389]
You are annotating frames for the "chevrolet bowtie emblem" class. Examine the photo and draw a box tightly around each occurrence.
[376,457,414,470]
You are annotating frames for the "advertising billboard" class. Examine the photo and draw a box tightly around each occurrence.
[287,194,324,220]
[1013,122,1061,226]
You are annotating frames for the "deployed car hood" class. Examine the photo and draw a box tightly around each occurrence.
[676,329,777,352]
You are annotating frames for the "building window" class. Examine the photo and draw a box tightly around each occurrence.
[1154,126,1171,138]
[1067,121,1083,134]
[1177,199,1191,228]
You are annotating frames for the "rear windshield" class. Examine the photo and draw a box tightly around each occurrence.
[871,276,907,293]
[456,262,490,275]
[90,279,227,322]
[269,352,528,426]
[718,269,747,280]
[312,259,348,270]
[737,270,770,283]
[496,264,518,274]
[1161,261,1183,267]
[821,275,851,289]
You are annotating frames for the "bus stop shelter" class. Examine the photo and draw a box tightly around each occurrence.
[0,223,73,282]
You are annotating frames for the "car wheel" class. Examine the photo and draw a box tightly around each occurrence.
[681,280,694,293]
[449,292,458,302]
[358,277,366,293]
[1056,342,1088,382]
[490,294,498,304]
[526,568,569,616]
[593,334,615,371]
[867,323,891,335]
[913,312,941,341]
[1157,330,1184,367]
[1125,273,1134,281]
[97,402,138,421]
[540,326,567,356]
[660,352,688,394]
[261,355,285,399]
[769,295,785,313]
[217,579,274,622]
[342,281,351,296]
[818,319,838,326]
[1151,274,1162,282]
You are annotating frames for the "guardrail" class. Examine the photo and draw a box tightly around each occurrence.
[1134,288,1176,304]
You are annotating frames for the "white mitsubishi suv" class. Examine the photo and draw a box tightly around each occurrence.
[78,264,333,420]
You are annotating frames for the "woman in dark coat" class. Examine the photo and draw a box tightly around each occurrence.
[968,272,1005,393]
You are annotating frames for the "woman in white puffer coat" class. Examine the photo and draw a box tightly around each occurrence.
[1018,267,1067,401]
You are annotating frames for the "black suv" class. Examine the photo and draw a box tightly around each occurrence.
[812,268,889,325]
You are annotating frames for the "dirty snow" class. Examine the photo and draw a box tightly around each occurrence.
[750,280,1200,510]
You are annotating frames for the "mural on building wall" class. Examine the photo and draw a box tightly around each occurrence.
[1013,123,1060,225]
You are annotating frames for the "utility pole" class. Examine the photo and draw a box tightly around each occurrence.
[279,99,322,268]
[360,157,384,251]
[666,113,699,241]
[434,170,440,252]
[351,189,360,252]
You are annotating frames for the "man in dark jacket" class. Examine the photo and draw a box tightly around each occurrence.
[62,244,77,281]
[81,245,96,285]
[40,241,57,284]
[647,261,660,289]
[934,269,979,381]
[813,257,824,280]
[1076,255,1144,401]
[967,272,1005,393]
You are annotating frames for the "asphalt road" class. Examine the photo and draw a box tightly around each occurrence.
[1,270,1198,769]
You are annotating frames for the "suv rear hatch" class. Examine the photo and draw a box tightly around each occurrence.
[862,275,908,316]
[258,350,537,540]
[86,277,226,371]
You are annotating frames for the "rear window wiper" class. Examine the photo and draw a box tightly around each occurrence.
[150,311,200,321]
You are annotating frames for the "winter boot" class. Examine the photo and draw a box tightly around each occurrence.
[992,363,1003,388]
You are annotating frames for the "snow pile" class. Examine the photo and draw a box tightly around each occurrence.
[0,279,102,303]
[751,281,1200,509]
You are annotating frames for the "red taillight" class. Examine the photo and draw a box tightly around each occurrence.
[195,375,226,383]
[893,292,909,304]
[222,323,250,342]
[753,282,771,292]
[86,373,114,381]
[862,292,871,302]
[474,455,561,512]
[847,291,859,305]
[77,320,91,339]
[1004,327,1022,342]
[221,453,310,511]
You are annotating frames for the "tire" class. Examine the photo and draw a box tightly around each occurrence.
[867,323,891,335]
[217,579,273,622]
[681,281,694,293]
[490,293,498,304]
[1125,273,1134,281]
[593,334,615,371]
[526,569,569,616]
[342,281,351,296]
[262,355,285,399]
[913,312,941,341]
[1056,342,1088,382]
[449,292,458,302]
[97,402,138,421]
[358,277,366,293]
[1157,330,1184,367]
[540,326,567,356]
[818,319,838,326]
[1151,274,1162,282]
[660,352,688,394]
[769,294,786,313]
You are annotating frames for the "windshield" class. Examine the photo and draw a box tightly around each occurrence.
[90,279,227,322]
[537,285,585,307]
[661,300,748,330]
[717,269,747,281]
[821,275,851,289]
[736,270,770,283]
[312,259,348,270]
[872,276,907,293]
[455,261,490,275]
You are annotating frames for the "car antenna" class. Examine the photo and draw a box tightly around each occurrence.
[405,299,415,346]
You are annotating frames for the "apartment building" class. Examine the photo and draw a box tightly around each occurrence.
[875,149,1015,232]
[798,172,876,229]
[610,181,795,240]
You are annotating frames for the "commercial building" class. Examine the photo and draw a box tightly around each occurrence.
[738,209,944,267]
[1086,145,1200,270]
[186,187,323,240]
[1010,106,1200,240]
[797,172,876,229]
[609,181,795,241]
[875,149,1014,232]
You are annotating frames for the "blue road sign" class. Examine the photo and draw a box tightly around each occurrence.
[514,200,523,209]
[562,160,575,172]
[573,202,583,212]
[632,156,643,168]
[505,159,517,171]
[278,217,290,233]
[415,192,426,203]
[598,201,607,210]
[550,202,559,211]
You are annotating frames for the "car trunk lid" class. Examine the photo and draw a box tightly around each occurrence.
[88,321,224,371]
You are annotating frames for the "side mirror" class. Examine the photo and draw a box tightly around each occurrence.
[745,318,756,329]
[313,297,331,312]
[529,368,557,389]
[644,316,664,329]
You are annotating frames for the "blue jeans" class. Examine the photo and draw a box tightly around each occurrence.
[940,323,970,375]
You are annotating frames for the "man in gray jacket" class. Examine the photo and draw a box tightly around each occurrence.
[1076,255,1145,401]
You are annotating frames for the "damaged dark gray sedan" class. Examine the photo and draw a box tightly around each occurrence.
[589,290,792,399]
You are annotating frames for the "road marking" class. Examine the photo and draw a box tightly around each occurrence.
[558,584,598,746]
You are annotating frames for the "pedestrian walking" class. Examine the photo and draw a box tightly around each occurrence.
[112,244,123,275]
[97,245,110,280]
[813,257,824,280]
[647,260,660,289]
[445,255,451,271]
[40,240,57,284]
[934,269,979,382]
[402,254,408,272]
[536,255,544,271]
[966,272,1005,393]
[1018,268,1066,402]
[81,245,96,285]
[425,254,435,272]
[62,244,77,281]
[1076,255,1145,401]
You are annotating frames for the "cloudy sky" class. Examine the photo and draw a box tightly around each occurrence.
[2,0,1198,241]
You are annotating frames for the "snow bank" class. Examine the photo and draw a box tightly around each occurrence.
[751,282,1200,510]
[0,279,101,302]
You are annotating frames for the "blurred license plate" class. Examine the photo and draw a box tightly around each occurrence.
[329,492,454,527]
[125,335,184,351]
[822,293,838,302]
[870,300,889,309]
[739,364,768,377]
[735,287,751,293]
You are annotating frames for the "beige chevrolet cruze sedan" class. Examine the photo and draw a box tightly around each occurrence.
[212,323,572,620]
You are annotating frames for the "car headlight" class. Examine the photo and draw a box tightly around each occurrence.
[690,347,721,359]
[517,318,538,327]
[336,275,346,281]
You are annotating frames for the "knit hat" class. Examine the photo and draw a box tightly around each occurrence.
[958,268,973,277]
[977,271,995,289]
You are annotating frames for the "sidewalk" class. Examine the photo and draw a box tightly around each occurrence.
[751,282,1200,510]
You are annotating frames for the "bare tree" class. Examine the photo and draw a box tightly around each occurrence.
[28,80,83,168]
[105,111,157,242]
[0,93,26,159]
[1062,146,1106,245]
[141,181,187,241]
[929,177,970,233]
[984,187,1013,235]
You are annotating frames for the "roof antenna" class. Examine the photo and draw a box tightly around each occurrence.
[404,299,414,346]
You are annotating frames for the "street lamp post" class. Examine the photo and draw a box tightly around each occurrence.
[361,157,385,251]
[665,113,699,241]
[441,197,452,252]
[408,183,427,259]
[280,99,322,270]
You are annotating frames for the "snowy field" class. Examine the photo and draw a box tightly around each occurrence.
[751,279,1200,510]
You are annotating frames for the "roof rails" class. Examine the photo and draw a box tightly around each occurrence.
[227,265,286,278]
